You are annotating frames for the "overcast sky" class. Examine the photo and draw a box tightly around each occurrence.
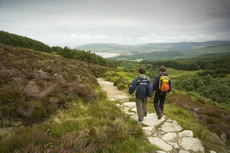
[1,0,230,48]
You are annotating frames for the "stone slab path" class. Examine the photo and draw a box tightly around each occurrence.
[97,78,217,153]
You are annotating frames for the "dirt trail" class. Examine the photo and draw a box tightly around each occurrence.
[97,78,210,153]
[97,78,129,102]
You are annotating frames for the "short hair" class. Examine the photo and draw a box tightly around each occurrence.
[158,66,166,72]
[138,67,146,74]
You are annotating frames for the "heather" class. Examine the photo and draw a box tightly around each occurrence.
[0,43,107,125]
[0,44,156,152]
[1,31,230,152]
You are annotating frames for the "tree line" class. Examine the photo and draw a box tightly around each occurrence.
[0,30,116,68]
[0,30,52,52]
[136,56,230,108]
[51,46,116,68]
[141,56,230,73]
[175,75,230,106]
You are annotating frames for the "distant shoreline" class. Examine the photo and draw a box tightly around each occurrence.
[94,52,119,58]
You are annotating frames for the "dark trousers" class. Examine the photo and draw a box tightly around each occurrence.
[154,92,167,116]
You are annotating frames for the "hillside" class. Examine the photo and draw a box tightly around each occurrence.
[0,44,167,153]
[76,41,230,54]
[0,30,52,52]
[1,31,230,152]
[0,31,117,68]
[103,67,230,152]
[114,44,230,60]
[76,41,230,61]
[0,43,108,125]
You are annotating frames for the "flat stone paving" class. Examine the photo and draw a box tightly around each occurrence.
[98,78,217,153]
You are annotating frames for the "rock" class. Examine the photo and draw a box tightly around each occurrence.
[179,137,204,153]
[98,78,211,153]
[168,142,179,149]
[122,102,136,108]
[142,126,156,136]
[148,137,173,152]
[130,107,136,113]
[178,130,193,138]
[109,95,129,102]
[121,106,134,115]
[161,120,183,133]
[162,132,178,141]
[179,150,190,153]
[115,103,120,107]
[156,150,167,153]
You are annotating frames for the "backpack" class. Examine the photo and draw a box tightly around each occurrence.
[159,75,170,93]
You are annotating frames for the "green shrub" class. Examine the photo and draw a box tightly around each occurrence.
[114,77,124,86]
[117,83,125,90]
[0,88,28,105]
[31,106,47,122]
[97,90,107,101]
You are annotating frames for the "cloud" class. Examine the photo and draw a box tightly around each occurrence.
[48,34,123,40]
[1,0,230,47]
[46,34,125,46]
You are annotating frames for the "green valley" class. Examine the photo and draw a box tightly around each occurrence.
[0,31,230,152]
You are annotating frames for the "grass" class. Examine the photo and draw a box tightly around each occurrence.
[0,43,158,153]
[106,68,230,152]
[1,43,229,152]
[146,91,230,152]
[0,43,107,125]
[0,96,158,153]
[166,68,200,81]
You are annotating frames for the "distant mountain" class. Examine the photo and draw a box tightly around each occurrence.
[109,44,230,61]
[75,41,230,54]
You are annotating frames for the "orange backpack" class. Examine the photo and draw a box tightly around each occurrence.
[159,75,170,93]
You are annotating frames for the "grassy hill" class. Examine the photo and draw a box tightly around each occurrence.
[181,44,230,58]
[1,31,230,152]
[0,31,116,68]
[0,43,108,125]
[0,44,159,152]
[103,67,230,152]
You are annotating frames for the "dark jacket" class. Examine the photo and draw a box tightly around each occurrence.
[152,72,172,93]
[129,74,153,99]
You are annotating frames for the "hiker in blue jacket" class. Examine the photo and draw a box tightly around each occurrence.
[152,66,172,119]
[129,68,153,122]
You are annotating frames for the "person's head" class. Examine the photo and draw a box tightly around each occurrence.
[138,67,146,74]
[158,66,166,72]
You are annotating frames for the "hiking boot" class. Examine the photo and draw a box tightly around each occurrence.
[138,119,143,124]
[158,114,162,120]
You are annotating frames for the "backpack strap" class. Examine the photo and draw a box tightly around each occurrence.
[137,76,149,86]
[158,74,162,89]
[136,77,143,86]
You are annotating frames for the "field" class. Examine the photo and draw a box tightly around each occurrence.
[165,68,200,81]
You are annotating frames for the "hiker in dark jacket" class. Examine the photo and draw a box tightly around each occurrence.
[152,66,172,119]
[129,68,153,122]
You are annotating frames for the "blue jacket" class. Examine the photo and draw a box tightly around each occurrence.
[129,74,153,99]
[152,72,172,93]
